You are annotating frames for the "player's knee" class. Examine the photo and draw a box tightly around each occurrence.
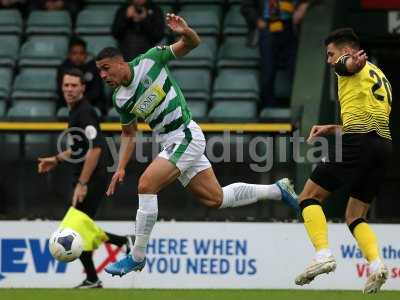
[299,190,325,202]
[345,210,363,226]
[138,175,156,194]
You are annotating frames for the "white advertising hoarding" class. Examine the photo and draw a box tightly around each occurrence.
[0,221,399,289]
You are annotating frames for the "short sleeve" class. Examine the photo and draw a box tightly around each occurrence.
[78,108,104,148]
[142,45,176,65]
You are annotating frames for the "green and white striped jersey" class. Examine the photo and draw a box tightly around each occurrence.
[112,46,192,134]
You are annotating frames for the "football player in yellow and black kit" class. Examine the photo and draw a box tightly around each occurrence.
[294,28,393,293]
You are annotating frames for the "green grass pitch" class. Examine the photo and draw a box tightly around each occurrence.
[0,289,399,300]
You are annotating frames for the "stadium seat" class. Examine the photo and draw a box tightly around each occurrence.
[19,36,68,68]
[169,36,216,69]
[0,68,13,100]
[81,35,118,57]
[223,5,248,36]
[0,35,19,68]
[0,9,23,35]
[75,9,116,35]
[179,0,223,4]
[57,106,102,121]
[259,107,291,122]
[212,69,259,102]
[179,10,220,36]
[0,101,5,119]
[85,5,120,16]
[12,68,58,101]
[274,69,292,99]
[26,11,72,36]
[171,69,211,102]
[208,100,257,122]
[187,101,208,122]
[85,0,124,3]
[106,107,119,122]
[7,100,56,121]
[217,36,259,68]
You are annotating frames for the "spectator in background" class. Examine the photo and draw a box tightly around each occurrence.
[0,0,26,10]
[112,0,165,61]
[28,0,82,21]
[57,37,106,113]
[241,0,310,108]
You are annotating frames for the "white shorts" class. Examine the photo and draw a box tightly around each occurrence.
[158,120,211,187]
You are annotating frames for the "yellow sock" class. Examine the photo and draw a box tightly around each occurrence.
[302,204,329,251]
[353,222,379,263]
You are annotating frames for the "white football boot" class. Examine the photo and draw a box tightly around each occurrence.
[363,262,388,294]
[295,254,337,285]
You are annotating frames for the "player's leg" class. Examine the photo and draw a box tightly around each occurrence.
[76,251,103,288]
[295,168,338,286]
[186,165,298,211]
[105,157,180,276]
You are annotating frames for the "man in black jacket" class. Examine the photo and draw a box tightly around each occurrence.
[241,0,309,107]
[112,0,165,61]
[57,37,106,113]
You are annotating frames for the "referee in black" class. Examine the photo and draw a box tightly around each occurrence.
[38,69,133,288]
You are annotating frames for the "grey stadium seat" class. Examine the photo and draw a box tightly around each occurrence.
[187,101,208,122]
[7,100,56,121]
[0,68,13,100]
[81,35,118,57]
[179,10,220,36]
[223,5,248,36]
[75,9,116,35]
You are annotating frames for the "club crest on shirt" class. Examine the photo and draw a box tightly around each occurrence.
[141,75,152,88]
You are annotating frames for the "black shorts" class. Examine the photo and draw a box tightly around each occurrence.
[310,132,392,203]
[73,172,108,219]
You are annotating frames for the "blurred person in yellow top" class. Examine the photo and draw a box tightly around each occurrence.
[294,28,392,294]
[38,69,134,289]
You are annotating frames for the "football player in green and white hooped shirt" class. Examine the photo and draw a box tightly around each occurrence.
[95,13,299,276]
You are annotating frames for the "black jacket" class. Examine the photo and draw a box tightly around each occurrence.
[112,1,165,61]
[57,58,105,111]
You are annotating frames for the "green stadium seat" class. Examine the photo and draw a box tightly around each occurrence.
[85,0,124,3]
[7,100,56,121]
[208,100,257,122]
[0,35,19,68]
[12,68,58,101]
[85,5,120,15]
[81,35,118,57]
[0,68,13,100]
[187,101,208,122]
[217,36,259,68]
[106,107,119,122]
[57,106,102,121]
[19,36,68,68]
[212,69,259,102]
[169,36,216,69]
[0,10,23,35]
[171,69,210,102]
[0,101,5,119]
[159,4,174,14]
[223,5,248,36]
[179,10,220,36]
[274,69,292,99]
[26,11,72,36]
[180,4,222,18]
[259,107,291,122]
[179,0,223,4]
[75,9,116,35]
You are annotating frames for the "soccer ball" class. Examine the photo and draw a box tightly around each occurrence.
[49,228,83,262]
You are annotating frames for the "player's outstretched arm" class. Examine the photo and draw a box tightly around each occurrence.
[106,122,137,196]
[167,13,200,58]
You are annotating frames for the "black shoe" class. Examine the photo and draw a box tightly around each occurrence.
[74,279,103,289]
[124,235,135,255]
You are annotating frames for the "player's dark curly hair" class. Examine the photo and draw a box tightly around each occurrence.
[95,47,123,61]
[324,28,360,49]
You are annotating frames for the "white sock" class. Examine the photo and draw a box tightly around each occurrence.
[315,248,333,262]
[132,194,158,262]
[219,182,281,209]
[369,259,382,272]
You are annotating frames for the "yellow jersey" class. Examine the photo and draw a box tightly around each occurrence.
[337,60,392,140]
